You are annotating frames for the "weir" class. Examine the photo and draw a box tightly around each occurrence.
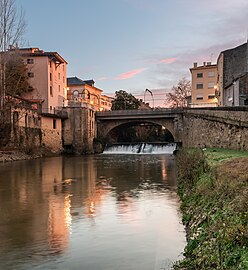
[103,142,177,154]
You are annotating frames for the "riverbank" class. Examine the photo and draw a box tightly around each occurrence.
[0,148,59,162]
[173,148,248,270]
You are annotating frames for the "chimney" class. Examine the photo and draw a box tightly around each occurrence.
[203,62,206,66]
[207,62,211,66]
[193,62,197,68]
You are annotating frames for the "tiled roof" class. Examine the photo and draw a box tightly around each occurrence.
[67,77,95,86]
[67,76,86,86]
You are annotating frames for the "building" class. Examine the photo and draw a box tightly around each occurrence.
[190,62,218,107]
[65,77,113,153]
[17,48,68,112]
[216,42,248,106]
[100,94,114,111]
[16,47,68,153]
[67,77,102,111]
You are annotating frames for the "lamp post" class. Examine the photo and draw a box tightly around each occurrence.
[144,88,154,109]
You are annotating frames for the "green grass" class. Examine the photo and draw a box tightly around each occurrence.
[204,148,248,165]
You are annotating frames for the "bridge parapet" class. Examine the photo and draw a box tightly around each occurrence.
[96,109,183,120]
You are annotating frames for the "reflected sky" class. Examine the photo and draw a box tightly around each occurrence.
[0,154,185,270]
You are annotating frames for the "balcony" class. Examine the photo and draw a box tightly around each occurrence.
[41,107,68,119]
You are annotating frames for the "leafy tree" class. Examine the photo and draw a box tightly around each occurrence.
[165,77,191,108]
[111,90,140,110]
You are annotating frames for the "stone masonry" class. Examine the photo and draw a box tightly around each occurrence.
[182,108,248,150]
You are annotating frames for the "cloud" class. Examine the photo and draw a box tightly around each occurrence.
[159,58,177,64]
[97,76,108,81]
[115,68,147,80]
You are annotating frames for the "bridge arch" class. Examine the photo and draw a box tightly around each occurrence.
[96,109,183,143]
[103,119,175,143]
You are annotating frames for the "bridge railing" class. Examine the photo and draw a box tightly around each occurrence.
[96,108,183,117]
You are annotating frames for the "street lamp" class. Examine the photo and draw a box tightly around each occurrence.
[144,88,154,109]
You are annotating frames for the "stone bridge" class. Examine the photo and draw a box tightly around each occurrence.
[96,107,248,150]
[95,109,183,142]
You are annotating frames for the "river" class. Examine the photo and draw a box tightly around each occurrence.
[0,154,185,270]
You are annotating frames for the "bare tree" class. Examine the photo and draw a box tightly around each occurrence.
[0,0,26,109]
[165,77,191,108]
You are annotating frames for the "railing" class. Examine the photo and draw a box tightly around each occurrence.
[41,107,68,118]
[96,108,183,118]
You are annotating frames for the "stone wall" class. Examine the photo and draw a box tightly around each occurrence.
[62,107,95,154]
[41,116,62,153]
[0,106,42,150]
[182,108,248,150]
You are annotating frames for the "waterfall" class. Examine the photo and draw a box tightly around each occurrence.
[103,143,177,154]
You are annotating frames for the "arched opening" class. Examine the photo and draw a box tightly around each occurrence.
[73,90,79,102]
[106,121,174,144]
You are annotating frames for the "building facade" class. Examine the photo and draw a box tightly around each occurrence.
[100,94,114,111]
[67,77,102,111]
[216,42,248,106]
[190,62,218,107]
[16,47,68,153]
[17,48,68,113]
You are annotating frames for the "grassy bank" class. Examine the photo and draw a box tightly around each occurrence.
[173,148,248,270]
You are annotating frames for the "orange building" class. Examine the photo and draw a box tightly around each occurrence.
[190,62,218,107]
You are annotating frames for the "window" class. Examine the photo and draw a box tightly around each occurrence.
[28,72,34,78]
[59,85,60,92]
[196,94,203,100]
[208,82,215,89]
[50,73,52,81]
[196,83,203,89]
[50,61,52,68]
[208,95,215,99]
[208,71,215,77]
[50,86,53,96]
[58,73,60,80]
[53,119,56,129]
[73,90,79,101]
[27,58,34,64]
[197,73,203,78]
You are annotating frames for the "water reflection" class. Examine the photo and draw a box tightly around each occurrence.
[0,154,185,270]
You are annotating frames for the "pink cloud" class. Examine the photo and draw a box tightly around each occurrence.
[159,57,177,64]
[115,68,147,80]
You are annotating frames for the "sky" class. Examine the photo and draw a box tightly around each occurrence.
[16,0,248,106]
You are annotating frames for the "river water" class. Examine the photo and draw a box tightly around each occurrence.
[0,154,185,270]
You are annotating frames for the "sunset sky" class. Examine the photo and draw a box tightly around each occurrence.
[17,0,248,106]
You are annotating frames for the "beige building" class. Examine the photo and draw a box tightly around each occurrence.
[17,48,68,112]
[100,94,114,111]
[190,62,218,107]
[67,77,102,111]
[15,47,68,153]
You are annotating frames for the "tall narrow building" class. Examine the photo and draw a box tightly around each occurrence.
[190,62,218,107]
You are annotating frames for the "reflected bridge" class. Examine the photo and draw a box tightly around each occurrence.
[95,109,183,142]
